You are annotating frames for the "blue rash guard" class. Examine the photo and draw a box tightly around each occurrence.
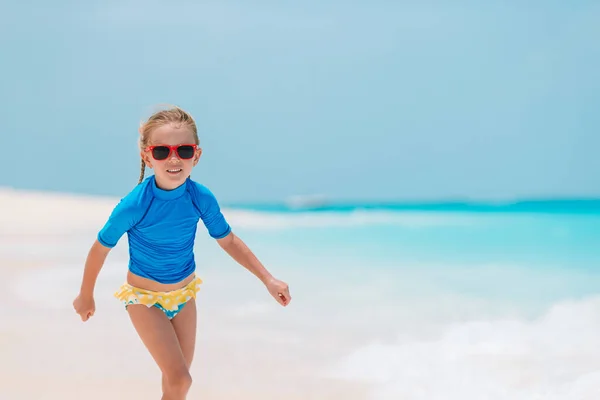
[97,175,231,284]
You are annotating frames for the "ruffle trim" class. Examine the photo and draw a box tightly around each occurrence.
[114,276,202,311]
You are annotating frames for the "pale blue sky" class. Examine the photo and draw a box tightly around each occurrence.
[1,1,599,202]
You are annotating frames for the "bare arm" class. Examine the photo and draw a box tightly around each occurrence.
[73,239,112,321]
[79,239,112,297]
[217,232,291,306]
[217,232,273,284]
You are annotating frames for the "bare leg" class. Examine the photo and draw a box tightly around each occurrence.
[127,305,192,400]
[162,300,198,395]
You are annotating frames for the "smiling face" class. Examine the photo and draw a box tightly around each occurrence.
[141,123,202,190]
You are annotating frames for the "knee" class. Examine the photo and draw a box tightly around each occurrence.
[165,370,192,396]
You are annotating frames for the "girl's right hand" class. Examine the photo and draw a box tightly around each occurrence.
[73,293,96,321]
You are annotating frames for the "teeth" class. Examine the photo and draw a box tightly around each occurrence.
[167,169,182,172]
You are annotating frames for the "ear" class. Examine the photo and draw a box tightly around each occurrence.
[140,151,154,169]
[193,147,203,166]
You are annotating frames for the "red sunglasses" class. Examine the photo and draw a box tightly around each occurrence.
[145,144,197,160]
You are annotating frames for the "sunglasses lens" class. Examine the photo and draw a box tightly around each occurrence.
[152,146,170,160]
[177,145,195,159]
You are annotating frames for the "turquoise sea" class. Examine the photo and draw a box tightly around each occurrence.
[213,198,600,398]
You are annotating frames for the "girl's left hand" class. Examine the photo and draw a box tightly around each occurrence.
[266,277,291,306]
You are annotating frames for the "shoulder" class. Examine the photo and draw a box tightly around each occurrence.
[187,179,219,201]
[186,178,225,212]
[187,178,231,238]
[98,178,155,247]
[112,177,154,215]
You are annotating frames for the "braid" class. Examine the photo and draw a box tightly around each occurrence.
[138,158,146,184]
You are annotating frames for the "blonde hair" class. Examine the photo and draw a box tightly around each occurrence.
[138,105,199,184]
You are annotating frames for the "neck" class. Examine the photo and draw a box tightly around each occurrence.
[154,176,188,191]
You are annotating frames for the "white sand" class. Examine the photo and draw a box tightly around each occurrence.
[0,187,369,400]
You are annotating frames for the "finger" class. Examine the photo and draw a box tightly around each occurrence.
[279,293,290,306]
[277,293,286,305]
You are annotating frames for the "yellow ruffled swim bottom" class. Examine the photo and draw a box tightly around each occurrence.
[114,276,202,320]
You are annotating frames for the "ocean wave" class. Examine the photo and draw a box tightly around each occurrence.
[222,209,478,230]
[326,296,600,400]
[0,189,480,234]
[3,188,594,235]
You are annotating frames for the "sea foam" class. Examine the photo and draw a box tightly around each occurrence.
[224,209,479,230]
[327,296,600,400]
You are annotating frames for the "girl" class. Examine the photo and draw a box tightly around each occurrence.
[72,105,291,400]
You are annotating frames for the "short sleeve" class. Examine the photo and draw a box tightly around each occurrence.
[97,191,145,248]
[192,183,231,239]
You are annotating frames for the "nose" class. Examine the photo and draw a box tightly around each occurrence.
[169,149,181,161]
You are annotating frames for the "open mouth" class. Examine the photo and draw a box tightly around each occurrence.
[166,168,183,174]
